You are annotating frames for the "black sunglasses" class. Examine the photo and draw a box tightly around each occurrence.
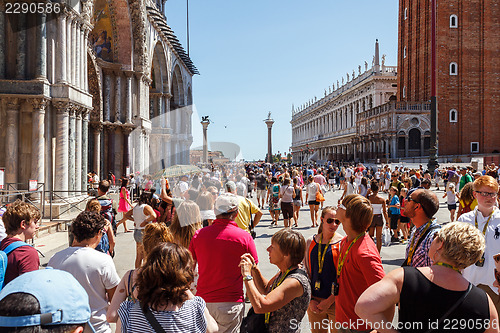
[326,218,341,225]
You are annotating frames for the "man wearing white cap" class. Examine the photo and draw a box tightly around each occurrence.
[189,193,258,333]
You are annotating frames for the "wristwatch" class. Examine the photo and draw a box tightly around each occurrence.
[243,275,253,281]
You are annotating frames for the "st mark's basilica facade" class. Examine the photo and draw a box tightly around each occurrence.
[0,0,196,194]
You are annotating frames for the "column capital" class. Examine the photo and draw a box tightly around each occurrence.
[30,98,48,113]
[53,100,70,114]
[163,92,173,99]
[6,98,20,111]
[141,74,152,85]
[90,121,103,132]
[124,71,135,78]
[121,125,135,135]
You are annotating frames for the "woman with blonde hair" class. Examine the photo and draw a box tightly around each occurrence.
[107,223,174,323]
[356,222,498,332]
[197,191,216,227]
[169,200,203,248]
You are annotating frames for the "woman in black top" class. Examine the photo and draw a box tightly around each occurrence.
[355,222,498,333]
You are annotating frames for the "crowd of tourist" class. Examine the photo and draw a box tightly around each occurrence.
[0,161,499,332]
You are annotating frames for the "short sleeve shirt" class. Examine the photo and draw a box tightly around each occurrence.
[0,237,39,285]
[189,219,258,303]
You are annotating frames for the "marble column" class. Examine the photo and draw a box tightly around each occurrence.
[0,10,5,78]
[71,20,77,85]
[106,124,115,174]
[391,136,397,159]
[68,106,76,194]
[115,74,122,122]
[124,74,133,123]
[66,15,72,85]
[83,28,89,91]
[16,14,26,79]
[75,109,83,193]
[5,99,20,185]
[420,136,425,156]
[75,23,80,89]
[122,127,132,176]
[57,14,67,83]
[80,26,84,89]
[35,12,47,79]
[103,71,111,121]
[405,136,409,157]
[82,110,89,191]
[54,102,70,194]
[92,123,102,177]
[31,99,47,189]
[157,95,163,127]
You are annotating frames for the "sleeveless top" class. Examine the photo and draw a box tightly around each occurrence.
[268,269,311,333]
[307,236,340,299]
[372,203,383,215]
[399,267,489,333]
[118,187,132,213]
[133,203,148,230]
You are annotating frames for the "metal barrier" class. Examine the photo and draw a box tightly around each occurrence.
[49,191,92,222]
[0,183,46,217]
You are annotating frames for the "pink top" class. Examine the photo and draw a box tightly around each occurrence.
[189,219,258,303]
[118,187,131,213]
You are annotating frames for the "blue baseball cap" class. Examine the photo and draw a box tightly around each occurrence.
[0,268,94,331]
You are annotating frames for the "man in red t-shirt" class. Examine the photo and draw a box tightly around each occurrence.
[189,193,258,333]
[0,200,40,285]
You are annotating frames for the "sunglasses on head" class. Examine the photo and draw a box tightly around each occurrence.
[495,269,500,285]
[326,218,341,225]
[493,253,500,264]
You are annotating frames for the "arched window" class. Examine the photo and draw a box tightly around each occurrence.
[450,15,458,28]
[402,86,406,98]
[449,109,458,122]
[409,128,421,150]
[450,62,458,75]
[404,46,407,58]
[404,8,408,20]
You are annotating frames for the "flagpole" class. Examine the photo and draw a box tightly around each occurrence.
[186,0,190,56]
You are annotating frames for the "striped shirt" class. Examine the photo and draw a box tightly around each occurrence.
[117,297,207,333]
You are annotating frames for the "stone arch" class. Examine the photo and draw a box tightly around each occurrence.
[150,41,169,93]
[110,0,133,66]
[171,64,185,108]
[87,52,103,122]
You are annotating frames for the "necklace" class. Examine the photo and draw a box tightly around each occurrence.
[435,262,461,274]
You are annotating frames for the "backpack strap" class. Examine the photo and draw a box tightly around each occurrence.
[3,241,30,255]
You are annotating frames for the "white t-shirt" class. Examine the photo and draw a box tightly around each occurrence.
[345,168,353,178]
[280,185,294,203]
[0,219,6,242]
[48,247,121,333]
[306,183,319,201]
[459,207,500,294]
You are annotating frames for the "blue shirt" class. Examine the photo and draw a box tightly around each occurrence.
[389,195,400,215]
[405,220,441,267]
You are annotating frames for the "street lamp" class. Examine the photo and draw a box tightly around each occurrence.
[427,0,439,172]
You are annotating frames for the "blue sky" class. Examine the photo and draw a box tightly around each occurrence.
[165,0,399,161]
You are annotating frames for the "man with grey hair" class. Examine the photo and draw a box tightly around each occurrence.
[189,193,258,333]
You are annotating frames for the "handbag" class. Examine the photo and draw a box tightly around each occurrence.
[240,306,268,333]
[382,227,391,247]
[315,187,325,202]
